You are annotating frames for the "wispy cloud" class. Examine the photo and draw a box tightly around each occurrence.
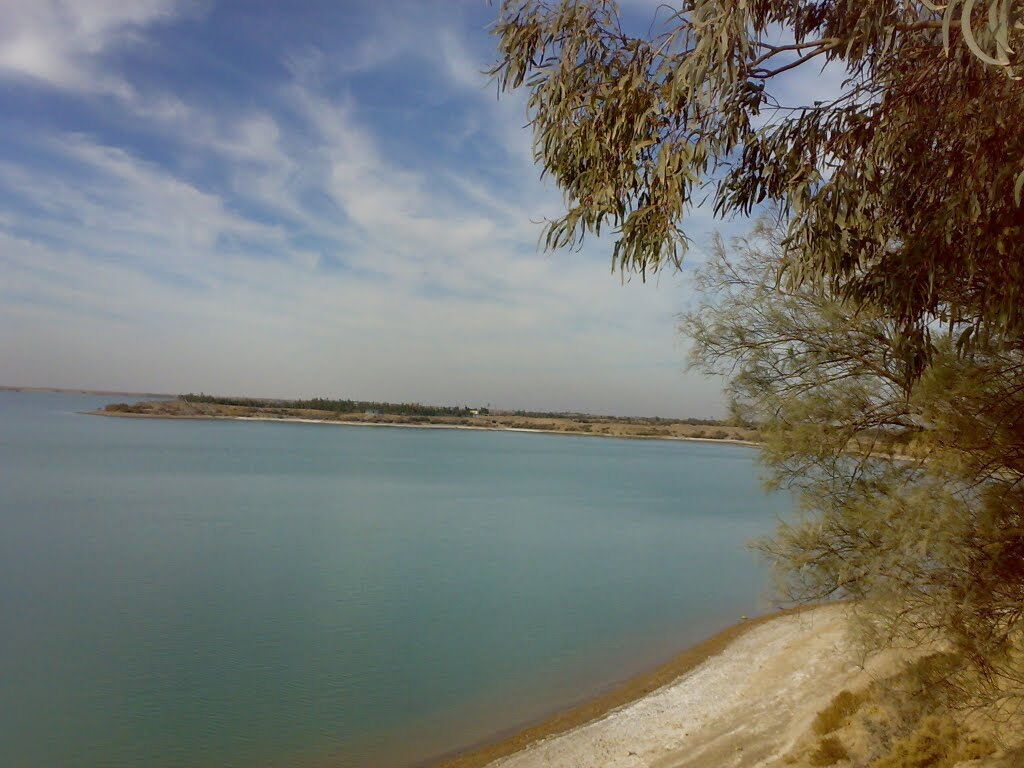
[0,0,192,94]
[0,0,732,416]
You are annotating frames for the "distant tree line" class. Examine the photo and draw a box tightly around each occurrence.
[179,394,723,424]
[180,393,481,418]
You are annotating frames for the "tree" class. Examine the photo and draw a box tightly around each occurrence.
[493,0,1024,720]
[492,1,1024,355]
[682,219,1024,711]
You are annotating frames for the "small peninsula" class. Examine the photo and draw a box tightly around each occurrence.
[94,395,760,445]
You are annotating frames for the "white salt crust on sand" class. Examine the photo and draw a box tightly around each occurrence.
[489,605,863,768]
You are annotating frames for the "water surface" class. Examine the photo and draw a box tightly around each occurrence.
[0,391,789,768]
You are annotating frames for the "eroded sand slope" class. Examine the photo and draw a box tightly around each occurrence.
[489,606,862,768]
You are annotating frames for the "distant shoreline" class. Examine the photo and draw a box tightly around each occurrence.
[1,385,173,398]
[89,409,761,447]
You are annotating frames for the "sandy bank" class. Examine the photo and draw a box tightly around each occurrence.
[89,410,761,448]
[437,605,866,768]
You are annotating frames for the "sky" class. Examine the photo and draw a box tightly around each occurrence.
[0,1,840,418]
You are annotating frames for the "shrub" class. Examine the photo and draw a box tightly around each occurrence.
[871,715,993,768]
[809,736,849,766]
[870,653,965,732]
[710,429,729,439]
[813,690,865,735]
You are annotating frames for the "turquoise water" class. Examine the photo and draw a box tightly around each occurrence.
[0,392,789,768]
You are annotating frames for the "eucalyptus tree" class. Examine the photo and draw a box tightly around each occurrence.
[492,0,1024,359]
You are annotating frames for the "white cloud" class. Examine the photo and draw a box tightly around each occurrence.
[437,26,537,169]
[0,3,731,417]
[0,0,191,93]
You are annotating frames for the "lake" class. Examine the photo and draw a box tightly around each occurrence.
[0,391,790,768]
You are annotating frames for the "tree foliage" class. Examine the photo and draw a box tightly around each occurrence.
[682,221,1024,710]
[492,1,1024,351]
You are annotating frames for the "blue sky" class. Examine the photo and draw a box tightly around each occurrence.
[0,1,839,417]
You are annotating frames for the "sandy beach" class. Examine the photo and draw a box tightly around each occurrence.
[436,605,870,768]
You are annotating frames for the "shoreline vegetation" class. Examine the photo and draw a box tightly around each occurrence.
[93,396,761,445]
